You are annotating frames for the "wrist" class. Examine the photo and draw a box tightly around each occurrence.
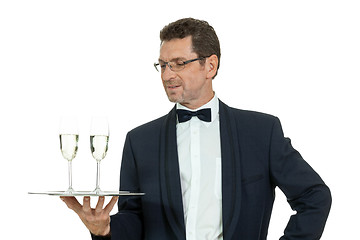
[91,231,111,240]
[92,225,111,237]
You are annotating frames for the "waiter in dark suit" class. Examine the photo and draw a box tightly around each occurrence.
[61,18,331,240]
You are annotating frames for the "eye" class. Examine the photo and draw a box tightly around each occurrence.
[159,61,167,69]
[176,60,185,66]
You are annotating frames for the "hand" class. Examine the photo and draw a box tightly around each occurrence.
[60,196,118,236]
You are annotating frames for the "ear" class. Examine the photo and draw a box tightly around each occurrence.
[206,54,219,79]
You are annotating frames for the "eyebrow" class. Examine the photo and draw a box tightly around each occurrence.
[158,57,186,63]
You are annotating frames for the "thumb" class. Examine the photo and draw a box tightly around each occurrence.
[60,196,83,214]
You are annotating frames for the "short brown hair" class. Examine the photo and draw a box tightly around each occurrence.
[160,18,221,78]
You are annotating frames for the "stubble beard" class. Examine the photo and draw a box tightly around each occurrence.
[164,80,185,104]
[167,92,185,104]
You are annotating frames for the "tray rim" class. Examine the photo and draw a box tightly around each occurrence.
[28,190,145,196]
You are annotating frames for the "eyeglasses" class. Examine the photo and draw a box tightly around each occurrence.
[154,56,209,73]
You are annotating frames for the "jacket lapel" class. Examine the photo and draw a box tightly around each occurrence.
[159,106,186,240]
[219,100,242,240]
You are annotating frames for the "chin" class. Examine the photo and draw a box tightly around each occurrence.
[167,95,184,104]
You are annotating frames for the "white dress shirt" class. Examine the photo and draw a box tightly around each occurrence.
[176,95,223,240]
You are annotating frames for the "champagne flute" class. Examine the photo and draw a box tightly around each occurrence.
[59,117,79,194]
[90,117,109,194]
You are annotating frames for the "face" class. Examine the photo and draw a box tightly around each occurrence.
[159,36,217,109]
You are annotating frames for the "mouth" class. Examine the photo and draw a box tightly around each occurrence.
[166,84,180,90]
[168,86,179,89]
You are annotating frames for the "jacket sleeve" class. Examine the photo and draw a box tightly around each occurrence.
[92,132,143,240]
[269,117,331,240]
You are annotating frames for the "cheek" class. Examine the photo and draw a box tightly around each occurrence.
[180,74,195,90]
[183,77,201,92]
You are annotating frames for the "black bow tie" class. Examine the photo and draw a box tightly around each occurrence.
[176,108,211,123]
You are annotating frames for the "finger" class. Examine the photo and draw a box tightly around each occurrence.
[60,196,82,214]
[83,196,91,213]
[104,196,118,215]
[95,196,105,215]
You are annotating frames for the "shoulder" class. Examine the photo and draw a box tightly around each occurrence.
[126,105,177,139]
[220,102,285,144]
[220,101,279,126]
[128,114,167,138]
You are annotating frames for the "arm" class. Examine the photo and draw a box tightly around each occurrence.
[269,118,331,239]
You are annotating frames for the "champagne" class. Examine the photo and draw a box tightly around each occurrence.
[90,135,109,161]
[59,134,79,161]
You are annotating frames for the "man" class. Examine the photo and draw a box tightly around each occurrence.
[62,18,331,240]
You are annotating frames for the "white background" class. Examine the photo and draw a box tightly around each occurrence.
[1,0,359,239]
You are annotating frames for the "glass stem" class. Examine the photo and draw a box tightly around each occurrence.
[96,161,101,193]
[68,160,73,192]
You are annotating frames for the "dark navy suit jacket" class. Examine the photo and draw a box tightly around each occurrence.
[93,100,331,240]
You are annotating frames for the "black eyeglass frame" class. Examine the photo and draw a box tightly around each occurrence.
[154,56,210,72]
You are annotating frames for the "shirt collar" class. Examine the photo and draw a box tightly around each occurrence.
[176,93,219,125]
